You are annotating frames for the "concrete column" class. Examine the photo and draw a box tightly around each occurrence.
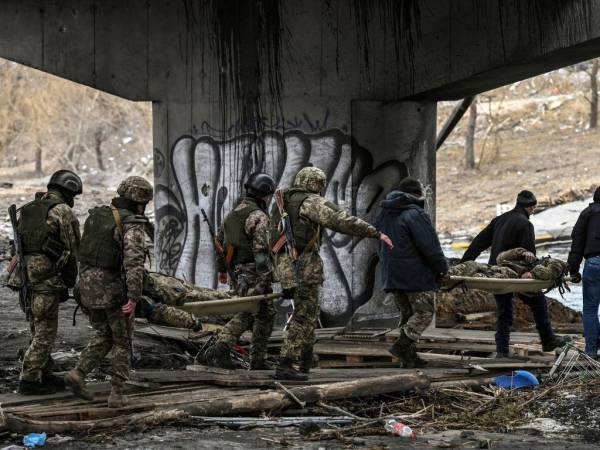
[152,99,436,327]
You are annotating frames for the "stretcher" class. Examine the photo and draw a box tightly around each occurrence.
[178,292,283,316]
[443,276,559,295]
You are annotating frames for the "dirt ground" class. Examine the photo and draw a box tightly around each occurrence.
[436,127,600,236]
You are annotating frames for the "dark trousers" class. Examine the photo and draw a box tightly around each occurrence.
[494,292,555,354]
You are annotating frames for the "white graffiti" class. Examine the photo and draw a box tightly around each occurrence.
[155,129,407,324]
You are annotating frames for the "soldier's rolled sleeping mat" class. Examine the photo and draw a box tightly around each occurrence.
[443,276,558,295]
[178,293,282,316]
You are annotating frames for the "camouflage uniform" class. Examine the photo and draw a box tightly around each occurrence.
[392,291,436,342]
[17,190,81,383]
[138,271,230,329]
[497,247,568,281]
[215,198,275,366]
[75,220,147,389]
[272,167,380,373]
[72,177,151,397]
[448,260,518,279]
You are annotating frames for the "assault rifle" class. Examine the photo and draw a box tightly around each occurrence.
[8,204,32,321]
[200,208,237,288]
[273,190,299,263]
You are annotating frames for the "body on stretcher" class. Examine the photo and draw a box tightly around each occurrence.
[443,276,573,295]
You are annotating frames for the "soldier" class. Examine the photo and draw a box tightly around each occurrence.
[65,176,153,408]
[204,172,277,370]
[271,167,393,380]
[13,170,82,395]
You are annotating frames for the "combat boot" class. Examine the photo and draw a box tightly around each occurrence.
[299,348,316,374]
[542,335,571,352]
[65,369,94,401]
[18,379,58,396]
[107,386,127,408]
[274,357,308,381]
[250,358,270,370]
[204,342,235,370]
[42,372,66,391]
[389,331,424,369]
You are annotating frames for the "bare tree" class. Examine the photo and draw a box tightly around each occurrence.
[590,59,598,129]
[465,98,477,169]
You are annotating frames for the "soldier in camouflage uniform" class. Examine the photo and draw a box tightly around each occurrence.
[271,167,393,380]
[204,172,277,370]
[65,176,153,408]
[138,271,230,329]
[496,247,568,281]
[11,170,82,395]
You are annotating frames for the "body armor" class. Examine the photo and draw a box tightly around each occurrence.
[78,206,137,270]
[223,198,261,265]
[18,198,63,255]
[270,188,322,252]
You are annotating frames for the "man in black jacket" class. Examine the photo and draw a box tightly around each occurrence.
[567,186,600,357]
[376,178,448,368]
[461,190,568,357]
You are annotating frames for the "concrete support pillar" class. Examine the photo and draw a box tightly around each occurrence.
[152,99,436,327]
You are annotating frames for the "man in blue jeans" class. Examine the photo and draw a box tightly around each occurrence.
[568,187,600,358]
[461,190,568,357]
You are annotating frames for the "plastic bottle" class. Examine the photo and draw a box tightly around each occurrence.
[384,419,416,438]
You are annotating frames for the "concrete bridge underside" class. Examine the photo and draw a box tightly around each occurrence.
[1,0,599,325]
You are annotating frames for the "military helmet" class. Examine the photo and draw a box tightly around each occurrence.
[244,172,276,196]
[47,169,83,196]
[294,167,326,193]
[117,176,153,204]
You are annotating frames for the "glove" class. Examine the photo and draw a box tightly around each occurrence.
[570,272,582,283]
[218,272,228,284]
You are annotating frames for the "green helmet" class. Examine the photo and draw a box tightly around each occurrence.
[294,167,326,193]
[117,176,153,203]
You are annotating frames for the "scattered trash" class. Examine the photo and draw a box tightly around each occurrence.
[495,370,540,389]
[22,433,46,448]
[384,419,416,438]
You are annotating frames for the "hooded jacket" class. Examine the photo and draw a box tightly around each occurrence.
[461,206,535,265]
[375,191,448,292]
[567,187,600,274]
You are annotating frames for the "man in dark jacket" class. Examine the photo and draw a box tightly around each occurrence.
[567,186,600,357]
[376,177,448,368]
[461,190,568,357]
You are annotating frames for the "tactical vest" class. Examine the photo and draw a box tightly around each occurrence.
[223,198,262,265]
[78,206,136,270]
[18,197,63,255]
[270,188,322,252]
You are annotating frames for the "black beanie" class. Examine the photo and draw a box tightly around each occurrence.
[397,177,423,196]
[516,190,537,207]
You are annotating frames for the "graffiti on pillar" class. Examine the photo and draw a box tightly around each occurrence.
[155,129,407,321]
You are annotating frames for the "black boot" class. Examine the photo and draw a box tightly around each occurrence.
[204,342,235,370]
[42,373,66,391]
[274,357,308,381]
[389,331,425,369]
[542,335,571,352]
[299,348,316,374]
[18,379,58,396]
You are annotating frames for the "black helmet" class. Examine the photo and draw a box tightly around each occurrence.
[244,172,276,196]
[48,170,83,196]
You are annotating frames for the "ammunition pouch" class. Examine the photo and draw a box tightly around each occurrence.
[41,235,66,262]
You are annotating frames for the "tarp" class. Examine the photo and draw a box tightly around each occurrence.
[444,276,555,295]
